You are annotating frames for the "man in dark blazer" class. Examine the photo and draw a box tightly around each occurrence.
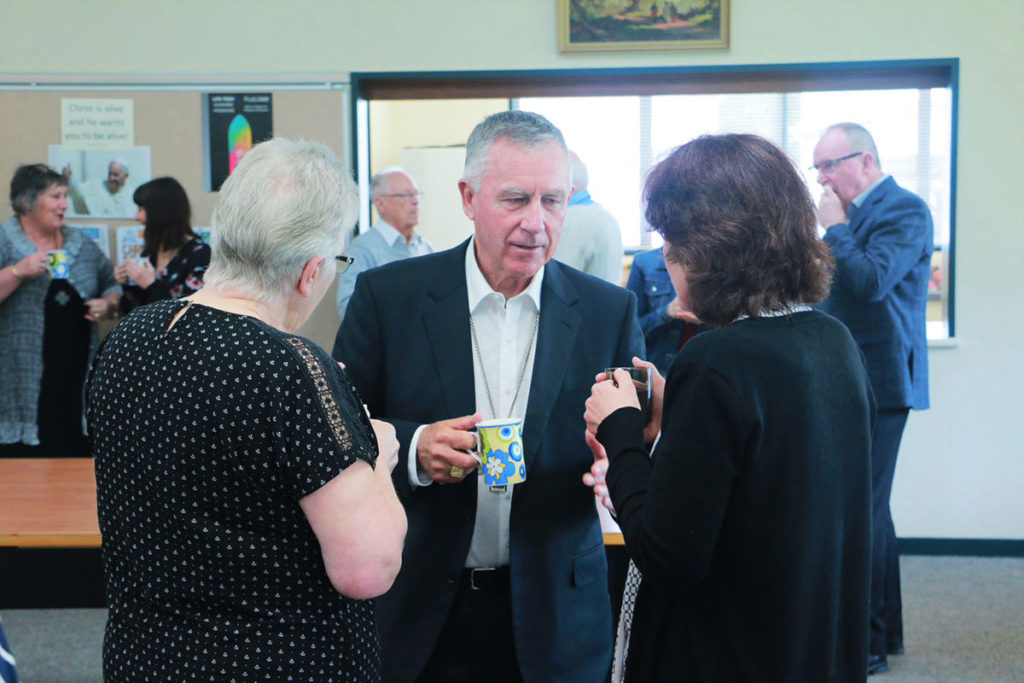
[814,122,933,676]
[334,111,643,683]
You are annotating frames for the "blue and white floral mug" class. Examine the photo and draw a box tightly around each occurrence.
[47,250,69,279]
[474,417,526,487]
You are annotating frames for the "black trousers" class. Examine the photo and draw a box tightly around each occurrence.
[0,280,90,459]
[869,408,909,657]
[418,569,522,683]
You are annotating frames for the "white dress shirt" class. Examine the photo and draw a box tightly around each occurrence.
[407,237,543,568]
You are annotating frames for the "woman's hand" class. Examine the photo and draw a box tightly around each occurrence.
[370,418,400,474]
[632,356,665,444]
[667,296,701,324]
[113,263,129,285]
[585,368,640,436]
[122,259,156,289]
[84,297,113,322]
[12,251,49,280]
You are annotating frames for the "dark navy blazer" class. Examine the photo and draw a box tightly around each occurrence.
[819,176,933,410]
[334,240,643,682]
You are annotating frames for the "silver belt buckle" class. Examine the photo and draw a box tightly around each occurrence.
[470,567,495,591]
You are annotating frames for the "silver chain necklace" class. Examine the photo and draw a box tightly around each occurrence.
[469,311,539,418]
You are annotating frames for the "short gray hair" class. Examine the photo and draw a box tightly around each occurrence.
[826,122,881,168]
[204,138,358,302]
[109,158,130,175]
[463,110,568,191]
[10,164,67,216]
[370,166,409,200]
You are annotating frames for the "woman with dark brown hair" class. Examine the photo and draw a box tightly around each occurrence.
[115,176,210,314]
[585,134,875,681]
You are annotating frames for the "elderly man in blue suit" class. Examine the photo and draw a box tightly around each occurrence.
[334,111,643,683]
[814,122,933,676]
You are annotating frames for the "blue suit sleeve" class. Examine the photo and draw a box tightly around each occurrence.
[825,195,933,303]
[626,257,672,336]
[333,271,421,497]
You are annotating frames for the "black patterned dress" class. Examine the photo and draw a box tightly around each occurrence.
[119,238,211,315]
[87,299,381,681]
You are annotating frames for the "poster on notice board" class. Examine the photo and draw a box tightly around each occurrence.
[202,93,272,191]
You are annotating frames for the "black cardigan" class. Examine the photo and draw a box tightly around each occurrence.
[599,310,875,682]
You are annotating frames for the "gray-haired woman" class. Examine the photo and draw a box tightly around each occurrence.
[87,139,406,681]
[0,163,120,458]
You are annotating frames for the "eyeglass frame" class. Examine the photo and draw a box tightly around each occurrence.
[376,191,423,200]
[335,255,355,274]
[810,151,863,173]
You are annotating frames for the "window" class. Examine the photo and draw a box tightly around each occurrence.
[520,88,952,338]
[354,60,957,339]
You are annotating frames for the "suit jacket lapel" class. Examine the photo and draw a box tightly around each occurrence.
[523,262,580,470]
[423,240,476,418]
[849,176,894,234]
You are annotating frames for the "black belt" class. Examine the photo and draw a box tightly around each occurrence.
[459,566,510,592]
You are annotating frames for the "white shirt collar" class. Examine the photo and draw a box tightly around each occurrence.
[851,173,890,209]
[464,236,544,314]
[733,303,813,323]
[375,220,422,248]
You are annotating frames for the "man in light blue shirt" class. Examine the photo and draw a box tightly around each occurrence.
[335,166,433,319]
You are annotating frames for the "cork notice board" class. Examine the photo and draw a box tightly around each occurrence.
[0,87,349,350]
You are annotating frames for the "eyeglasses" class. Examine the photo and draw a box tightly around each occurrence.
[335,255,355,274]
[378,191,423,200]
[810,152,863,173]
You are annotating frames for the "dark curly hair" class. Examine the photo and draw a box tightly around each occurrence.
[643,134,833,328]
[133,177,193,257]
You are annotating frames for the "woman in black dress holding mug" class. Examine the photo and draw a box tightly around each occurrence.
[115,176,210,314]
[585,134,875,682]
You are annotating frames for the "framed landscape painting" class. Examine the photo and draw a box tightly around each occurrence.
[558,0,729,52]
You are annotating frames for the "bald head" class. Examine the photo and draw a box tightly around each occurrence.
[371,167,419,237]
[813,123,884,209]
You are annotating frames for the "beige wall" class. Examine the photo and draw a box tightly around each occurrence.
[369,99,506,174]
[2,0,1023,541]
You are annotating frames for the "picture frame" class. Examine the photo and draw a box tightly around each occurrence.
[558,0,729,53]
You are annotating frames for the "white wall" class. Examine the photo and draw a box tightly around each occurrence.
[3,0,1022,540]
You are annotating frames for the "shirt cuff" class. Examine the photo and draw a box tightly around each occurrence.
[407,423,433,488]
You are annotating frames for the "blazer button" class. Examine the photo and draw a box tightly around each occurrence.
[447,574,457,585]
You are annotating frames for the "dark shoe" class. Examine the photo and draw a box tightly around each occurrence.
[868,654,889,676]
[887,641,905,656]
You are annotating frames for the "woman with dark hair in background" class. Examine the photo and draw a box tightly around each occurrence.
[115,176,209,314]
[584,134,876,681]
[0,163,119,458]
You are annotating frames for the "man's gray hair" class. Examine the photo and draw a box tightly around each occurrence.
[463,110,568,191]
[109,158,130,175]
[370,166,409,200]
[827,122,881,168]
[204,138,358,302]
